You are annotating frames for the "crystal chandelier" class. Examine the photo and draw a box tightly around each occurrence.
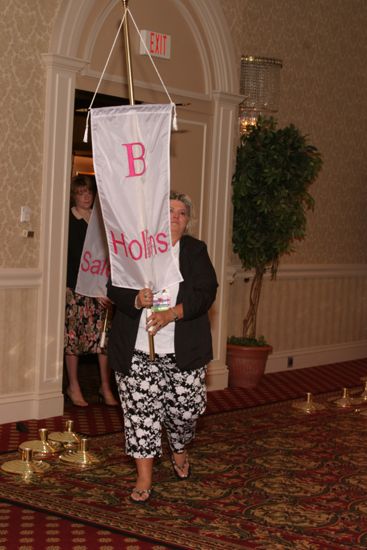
[239,55,282,135]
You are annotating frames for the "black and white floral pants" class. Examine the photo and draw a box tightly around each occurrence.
[115,350,207,458]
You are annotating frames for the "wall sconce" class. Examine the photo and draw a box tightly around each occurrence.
[239,55,282,135]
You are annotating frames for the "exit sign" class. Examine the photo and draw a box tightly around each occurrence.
[139,29,171,59]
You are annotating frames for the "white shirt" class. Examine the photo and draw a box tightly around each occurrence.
[134,241,180,354]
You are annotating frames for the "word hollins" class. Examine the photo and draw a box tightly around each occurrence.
[111,228,169,261]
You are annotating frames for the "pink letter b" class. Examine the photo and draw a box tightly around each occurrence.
[122,142,146,177]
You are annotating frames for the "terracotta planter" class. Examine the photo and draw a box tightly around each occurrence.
[226,344,273,389]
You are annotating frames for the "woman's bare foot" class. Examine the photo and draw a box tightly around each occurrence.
[66,387,88,407]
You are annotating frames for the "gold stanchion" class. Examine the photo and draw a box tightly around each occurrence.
[19,428,62,459]
[348,382,367,408]
[1,447,50,480]
[358,381,367,401]
[292,392,325,413]
[48,420,80,451]
[334,387,354,408]
[59,437,100,467]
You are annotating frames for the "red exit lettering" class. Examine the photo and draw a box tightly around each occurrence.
[149,31,168,56]
[140,30,171,60]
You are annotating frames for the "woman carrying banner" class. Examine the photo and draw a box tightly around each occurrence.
[64,174,118,407]
[107,190,218,502]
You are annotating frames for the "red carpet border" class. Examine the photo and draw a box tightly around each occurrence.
[206,358,367,414]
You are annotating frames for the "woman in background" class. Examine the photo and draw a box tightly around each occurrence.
[64,174,118,407]
[107,190,218,502]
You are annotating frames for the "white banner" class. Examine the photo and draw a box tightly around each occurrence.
[75,195,109,297]
[91,104,182,293]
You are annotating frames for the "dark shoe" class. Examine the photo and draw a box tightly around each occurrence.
[130,487,152,503]
[171,451,190,480]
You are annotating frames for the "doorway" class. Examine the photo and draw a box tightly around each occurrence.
[38,0,238,421]
[72,89,131,175]
[64,90,133,405]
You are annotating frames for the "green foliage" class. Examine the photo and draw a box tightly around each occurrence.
[227,335,268,347]
[232,117,323,275]
[231,116,323,341]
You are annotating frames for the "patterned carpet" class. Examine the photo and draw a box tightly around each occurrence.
[0,503,159,550]
[1,359,367,549]
[2,387,367,548]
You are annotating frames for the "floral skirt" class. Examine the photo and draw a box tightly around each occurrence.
[64,288,109,355]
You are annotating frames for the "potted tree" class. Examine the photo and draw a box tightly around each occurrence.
[227,116,323,388]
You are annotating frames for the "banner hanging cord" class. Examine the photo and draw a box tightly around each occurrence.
[83,10,127,143]
[127,10,177,130]
[83,7,177,144]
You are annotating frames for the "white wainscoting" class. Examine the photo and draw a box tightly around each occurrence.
[0,268,64,423]
[266,341,367,374]
[227,263,367,374]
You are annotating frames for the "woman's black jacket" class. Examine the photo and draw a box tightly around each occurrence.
[107,235,218,375]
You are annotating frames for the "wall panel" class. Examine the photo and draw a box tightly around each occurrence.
[0,286,38,394]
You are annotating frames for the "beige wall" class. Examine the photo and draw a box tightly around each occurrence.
[221,0,367,371]
[0,0,61,267]
[222,0,367,264]
[0,0,367,423]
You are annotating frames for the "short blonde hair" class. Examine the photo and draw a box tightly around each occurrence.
[170,190,195,234]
